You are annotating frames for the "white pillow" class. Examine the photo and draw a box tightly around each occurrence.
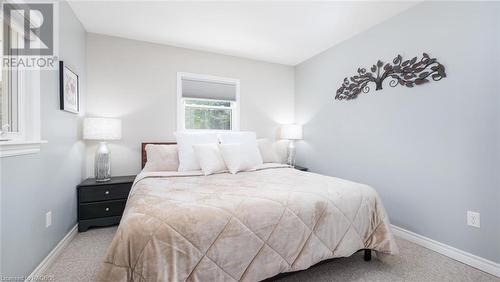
[176,132,220,171]
[143,144,179,172]
[219,143,254,174]
[257,139,280,163]
[218,131,263,166]
[193,144,227,176]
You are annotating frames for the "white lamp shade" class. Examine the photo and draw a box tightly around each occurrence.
[83,118,122,140]
[280,124,303,140]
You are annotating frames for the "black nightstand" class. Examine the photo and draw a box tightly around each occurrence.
[77,175,135,232]
[294,165,308,172]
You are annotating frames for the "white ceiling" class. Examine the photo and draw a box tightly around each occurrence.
[68,1,418,66]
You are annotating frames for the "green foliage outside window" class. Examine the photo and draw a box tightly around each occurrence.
[184,99,232,130]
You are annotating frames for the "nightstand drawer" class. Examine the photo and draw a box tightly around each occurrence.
[79,200,127,220]
[79,183,131,203]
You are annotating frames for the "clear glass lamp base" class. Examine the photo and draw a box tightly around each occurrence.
[286,140,296,167]
[95,141,111,182]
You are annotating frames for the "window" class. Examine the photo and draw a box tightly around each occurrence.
[0,10,44,157]
[177,73,239,131]
[184,99,233,130]
[1,22,23,137]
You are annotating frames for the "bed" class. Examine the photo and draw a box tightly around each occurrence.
[96,142,398,281]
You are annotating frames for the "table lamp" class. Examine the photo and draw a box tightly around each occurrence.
[280,124,303,167]
[83,117,122,182]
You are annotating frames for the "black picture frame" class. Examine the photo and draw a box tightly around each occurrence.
[59,61,80,113]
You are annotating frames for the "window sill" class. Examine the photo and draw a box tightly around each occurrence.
[0,140,48,158]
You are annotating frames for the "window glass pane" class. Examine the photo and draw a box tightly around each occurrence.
[1,25,20,133]
[0,24,3,129]
[0,69,3,129]
[185,99,231,107]
[185,107,232,130]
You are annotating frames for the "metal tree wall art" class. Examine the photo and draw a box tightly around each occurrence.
[335,53,446,101]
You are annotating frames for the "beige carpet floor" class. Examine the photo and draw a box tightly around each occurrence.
[45,226,499,282]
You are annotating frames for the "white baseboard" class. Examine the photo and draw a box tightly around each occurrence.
[26,225,78,281]
[392,225,500,278]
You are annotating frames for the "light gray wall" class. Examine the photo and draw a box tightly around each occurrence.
[295,2,500,263]
[86,33,294,177]
[0,2,86,276]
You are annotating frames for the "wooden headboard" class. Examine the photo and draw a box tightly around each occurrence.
[141,142,176,169]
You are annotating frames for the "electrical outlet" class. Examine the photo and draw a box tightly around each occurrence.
[45,211,52,228]
[467,211,480,228]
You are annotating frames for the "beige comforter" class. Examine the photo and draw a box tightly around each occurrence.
[97,166,398,282]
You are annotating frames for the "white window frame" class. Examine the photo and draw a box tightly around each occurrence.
[0,9,45,157]
[1,24,25,140]
[0,68,44,158]
[177,72,240,132]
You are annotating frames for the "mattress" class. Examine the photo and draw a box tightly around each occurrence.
[97,165,398,281]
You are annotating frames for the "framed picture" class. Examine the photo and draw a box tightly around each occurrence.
[59,61,80,113]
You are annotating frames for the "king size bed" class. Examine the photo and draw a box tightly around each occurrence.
[97,141,398,282]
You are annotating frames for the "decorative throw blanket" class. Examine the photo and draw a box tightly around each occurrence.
[97,166,398,281]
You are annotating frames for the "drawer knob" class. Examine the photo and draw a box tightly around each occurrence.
[105,190,110,195]
[105,208,110,211]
